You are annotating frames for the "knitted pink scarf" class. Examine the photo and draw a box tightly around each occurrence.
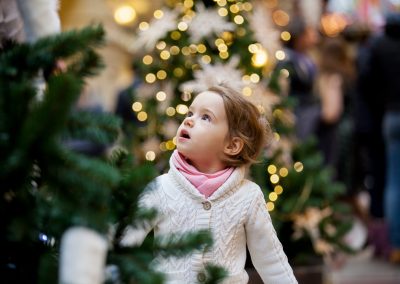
[171,150,234,198]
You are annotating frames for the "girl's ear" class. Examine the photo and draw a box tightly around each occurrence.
[224,137,244,156]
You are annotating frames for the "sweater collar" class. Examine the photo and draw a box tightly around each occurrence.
[168,155,245,201]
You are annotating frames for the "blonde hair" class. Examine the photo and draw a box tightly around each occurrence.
[207,84,271,167]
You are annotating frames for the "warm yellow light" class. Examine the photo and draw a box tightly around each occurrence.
[173,67,184,77]
[242,86,252,96]
[197,44,207,53]
[114,5,136,25]
[137,111,148,121]
[218,8,228,17]
[230,4,240,13]
[268,164,277,174]
[143,55,153,65]
[250,73,260,83]
[275,50,286,61]
[215,38,225,46]
[177,22,188,31]
[237,27,246,36]
[252,49,268,67]
[160,142,167,151]
[171,31,181,40]
[172,137,177,145]
[281,31,291,41]
[273,10,290,27]
[201,55,211,64]
[321,13,348,37]
[157,70,167,80]
[266,201,275,211]
[219,51,229,59]
[279,167,289,177]
[154,10,164,19]
[269,192,278,202]
[217,44,228,52]
[181,46,190,56]
[160,50,171,60]
[132,102,142,112]
[181,92,192,102]
[234,15,244,25]
[270,174,280,184]
[189,44,197,53]
[166,140,175,150]
[217,0,227,6]
[170,46,180,55]
[183,0,194,8]
[274,132,280,141]
[176,104,189,115]
[274,185,283,195]
[156,91,167,101]
[156,41,166,50]
[294,162,304,172]
[145,73,156,83]
[280,68,289,78]
[166,107,176,116]
[139,22,149,31]
[145,151,156,161]
[242,2,252,11]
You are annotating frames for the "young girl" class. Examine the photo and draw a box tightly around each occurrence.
[122,84,297,283]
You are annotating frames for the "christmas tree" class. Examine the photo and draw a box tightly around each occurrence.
[125,0,354,266]
[1,25,225,284]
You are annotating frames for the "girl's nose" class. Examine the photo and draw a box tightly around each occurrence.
[184,118,193,127]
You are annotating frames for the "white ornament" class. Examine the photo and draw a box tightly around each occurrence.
[248,1,281,57]
[188,3,235,43]
[133,9,179,52]
[59,227,107,284]
[180,56,246,93]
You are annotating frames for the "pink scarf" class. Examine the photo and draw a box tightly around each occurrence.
[171,150,234,198]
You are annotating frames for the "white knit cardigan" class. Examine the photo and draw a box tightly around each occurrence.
[122,160,297,284]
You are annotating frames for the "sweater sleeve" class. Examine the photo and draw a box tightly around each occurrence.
[245,190,297,284]
[120,179,162,247]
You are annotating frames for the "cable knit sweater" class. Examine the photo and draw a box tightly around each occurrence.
[122,160,297,284]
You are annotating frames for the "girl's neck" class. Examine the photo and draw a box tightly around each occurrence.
[185,157,227,174]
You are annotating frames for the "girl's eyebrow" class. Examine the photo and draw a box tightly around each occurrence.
[188,106,217,120]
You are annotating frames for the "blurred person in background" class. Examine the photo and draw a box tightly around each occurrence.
[271,15,320,141]
[361,12,400,264]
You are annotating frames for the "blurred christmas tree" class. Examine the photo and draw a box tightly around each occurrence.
[0,25,224,284]
[125,0,354,266]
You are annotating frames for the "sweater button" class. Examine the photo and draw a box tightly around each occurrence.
[202,201,211,210]
[197,272,206,282]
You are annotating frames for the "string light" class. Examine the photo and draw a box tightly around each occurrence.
[275,50,286,61]
[145,151,156,161]
[270,174,280,184]
[132,102,142,112]
[114,5,136,25]
[281,31,291,41]
[170,46,180,55]
[268,164,277,174]
[156,70,167,79]
[177,22,188,31]
[242,86,252,96]
[173,67,184,77]
[156,41,166,50]
[171,31,181,40]
[154,10,164,19]
[145,73,156,83]
[142,55,153,65]
[160,50,171,60]
[156,91,167,101]
[266,202,274,211]
[166,107,176,116]
[176,104,189,115]
[250,73,260,83]
[230,4,240,13]
[139,22,149,31]
[197,44,207,53]
[234,15,244,25]
[274,185,283,195]
[218,8,228,17]
[294,162,304,172]
[279,167,288,177]
[137,111,148,121]
[269,192,278,202]
[272,10,290,27]
[201,55,211,64]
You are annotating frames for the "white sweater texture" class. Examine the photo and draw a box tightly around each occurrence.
[123,160,298,284]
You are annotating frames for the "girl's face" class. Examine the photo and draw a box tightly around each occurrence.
[176,91,230,173]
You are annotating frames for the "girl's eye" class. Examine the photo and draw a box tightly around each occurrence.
[201,114,211,121]
[186,111,193,117]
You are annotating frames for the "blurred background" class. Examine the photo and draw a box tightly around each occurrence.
[2,0,400,283]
